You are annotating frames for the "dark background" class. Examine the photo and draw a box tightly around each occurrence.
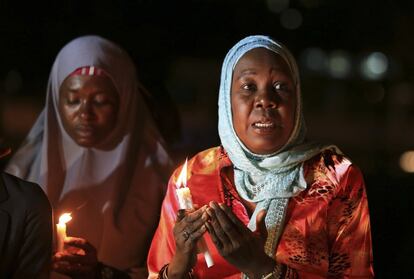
[1,0,413,277]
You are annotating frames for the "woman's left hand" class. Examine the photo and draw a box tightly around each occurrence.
[52,237,98,278]
[206,201,276,279]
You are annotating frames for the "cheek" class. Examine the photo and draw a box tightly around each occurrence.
[282,102,296,134]
[231,96,249,122]
[231,104,245,133]
[96,106,118,128]
[59,105,77,125]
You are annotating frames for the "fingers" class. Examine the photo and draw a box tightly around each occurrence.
[176,209,186,222]
[54,252,95,265]
[205,217,225,250]
[173,206,209,249]
[208,202,243,241]
[52,260,95,276]
[64,237,97,254]
[206,202,233,250]
[52,237,98,276]
[53,251,97,276]
[218,203,249,232]
[185,205,208,223]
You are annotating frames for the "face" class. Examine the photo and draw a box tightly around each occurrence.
[231,47,297,155]
[58,75,119,148]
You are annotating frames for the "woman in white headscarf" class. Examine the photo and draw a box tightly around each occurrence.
[147,35,373,278]
[6,35,173,278]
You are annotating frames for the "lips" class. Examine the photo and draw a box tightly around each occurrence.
[76,125,95,138]
[253,121,275,128]
[251,118,280,134]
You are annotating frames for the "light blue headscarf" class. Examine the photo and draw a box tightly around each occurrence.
[218,35,337,260]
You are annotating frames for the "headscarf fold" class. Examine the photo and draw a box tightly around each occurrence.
[218,35,339,263]
[6,35,172,272]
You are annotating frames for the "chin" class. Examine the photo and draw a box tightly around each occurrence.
[75,138,98,148]
[249,142,284,155]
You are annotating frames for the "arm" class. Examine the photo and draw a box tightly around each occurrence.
[147,175,182,278]
[326,165,374,278]
[147,174,206,279]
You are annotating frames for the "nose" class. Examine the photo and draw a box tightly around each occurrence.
[254,87,278,109]
[79,100,94,120]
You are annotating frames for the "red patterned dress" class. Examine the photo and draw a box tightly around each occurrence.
[147,146,374,278]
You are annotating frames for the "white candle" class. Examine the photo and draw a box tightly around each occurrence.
[56,213,72,252]
[175,159,214,268]
[176,187,193,209]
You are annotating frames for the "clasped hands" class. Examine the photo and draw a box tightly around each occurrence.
[52,237,99,278]
[170,201,276,279]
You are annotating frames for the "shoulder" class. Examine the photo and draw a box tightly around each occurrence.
[303,148,365,196]
[174,147,222,175]
[168,147,223,189]
[1,172,51,213]
[190,146,222,169]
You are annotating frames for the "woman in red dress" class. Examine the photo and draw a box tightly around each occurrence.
[147,35,374,278]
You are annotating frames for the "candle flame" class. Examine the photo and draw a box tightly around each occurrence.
[58,213,72,225]
[176,158,188,188]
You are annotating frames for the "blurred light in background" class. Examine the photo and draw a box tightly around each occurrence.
[300,47,327,73]
[360,52,388,80]
[280,8,303,30]
[400,151,414,173]
[328,50,351,79]
[266,0,289,13]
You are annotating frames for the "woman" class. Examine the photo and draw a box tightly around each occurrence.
[6,35,172,278]
[147,35,374,278]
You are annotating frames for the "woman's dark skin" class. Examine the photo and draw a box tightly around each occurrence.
[231,48,296,155]
[52,237,98,278]
[206,202,275,279]
[167,206,209,279]
[59,75,119,148]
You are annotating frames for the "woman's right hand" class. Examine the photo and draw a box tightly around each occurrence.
[168,205,208,279]
[52,237,98,279]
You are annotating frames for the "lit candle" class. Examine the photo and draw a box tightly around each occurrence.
[56,213,72,252]
[175,159,214,268]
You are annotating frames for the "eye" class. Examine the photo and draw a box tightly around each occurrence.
[66,96,80,106]
[273,82,284,90]
[93,94,112,106]
[273,82,291,94]
[241,83,257,91]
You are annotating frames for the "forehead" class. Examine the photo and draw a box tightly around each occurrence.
[233,47,292,77]
[61,75,117,92]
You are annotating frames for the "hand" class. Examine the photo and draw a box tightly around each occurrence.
[168,205,208,279]
[206,201,275,279]
[52,237,98,279]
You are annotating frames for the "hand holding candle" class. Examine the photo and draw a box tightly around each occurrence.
[175,159,214,268]
[56,213,72,252]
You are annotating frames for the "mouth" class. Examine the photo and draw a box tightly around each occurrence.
[253,121,275,128]
[76,125,96,138]
[252,117,279,128]
[251,119,280,134]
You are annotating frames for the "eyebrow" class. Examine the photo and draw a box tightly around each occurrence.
[235,69,257,79]
[235,67,289,79]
